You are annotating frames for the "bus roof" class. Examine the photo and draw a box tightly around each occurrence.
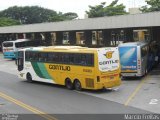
[118,41,148,47]
[47,46,87,49]
[15,39,30,42]
[3,39,30,43]
[3,40,15,43]
[22,46,117,53]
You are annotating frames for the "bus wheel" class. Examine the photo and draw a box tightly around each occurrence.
[26,73,33,82]
[74,80,82,91]
[65,78,73,90]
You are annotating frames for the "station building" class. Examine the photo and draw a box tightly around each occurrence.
[0,11,160,50]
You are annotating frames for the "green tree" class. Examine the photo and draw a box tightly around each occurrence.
[86,2,106,18]
[0,17,20,27]
[0,6,57,24]
[49,12,65,22]
[63,12,78,20]
[0,6,78,24]
[140,0,160,12]
[86,0,127,18]
[49,12,78,22]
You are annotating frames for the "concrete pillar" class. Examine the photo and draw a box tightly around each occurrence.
[56,32,63,45]
[102,30,112,47]
[69,31,76,45]
[84,30,92,47]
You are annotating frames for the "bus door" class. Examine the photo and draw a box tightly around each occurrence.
[17,51,24,71]
[140,45,149,73]
[119,46,137,73]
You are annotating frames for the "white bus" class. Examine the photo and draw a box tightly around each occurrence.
[118,41,155,77]
[2,39,40,59]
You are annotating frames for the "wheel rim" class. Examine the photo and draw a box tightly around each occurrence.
[75,81,81,91]
[28,75,31,80]
[65,79,73,89]
[27,73,32,82]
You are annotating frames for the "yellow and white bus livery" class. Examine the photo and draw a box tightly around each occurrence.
[17,46,121,90]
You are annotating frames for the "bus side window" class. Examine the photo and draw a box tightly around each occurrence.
[52,53,59,63]
[30,52,38,61]
[87,54,94,66]
[25,51,30,61]
[47,53,53,62]
[34,52,39,61]
[74,54,81,65]
[39,52,47,62]
[29,52,33,61]
[62,53,69,64]
[141,46,148,57]
[69,54,74,64]
[47,52,58,63]
[80,54,87,65]
[79,54,94,66]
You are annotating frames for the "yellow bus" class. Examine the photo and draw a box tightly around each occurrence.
[17,46,121,90]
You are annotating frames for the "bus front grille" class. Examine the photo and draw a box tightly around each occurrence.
[85,78,94,88]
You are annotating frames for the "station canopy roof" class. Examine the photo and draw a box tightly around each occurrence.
[0,11,160,33]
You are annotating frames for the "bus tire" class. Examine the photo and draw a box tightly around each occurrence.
[26,73,33,82]
[65,78,73,90]
[74,80,82,91]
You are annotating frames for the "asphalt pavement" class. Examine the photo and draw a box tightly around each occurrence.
[0,54,156,120]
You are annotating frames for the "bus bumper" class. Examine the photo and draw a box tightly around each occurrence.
[95,79,121,90]
[3,52,16,59]
[121,73,142,77]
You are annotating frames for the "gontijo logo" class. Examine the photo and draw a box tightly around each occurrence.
[104,51,114,59]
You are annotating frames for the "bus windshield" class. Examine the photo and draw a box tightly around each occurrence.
[119,46,137,71]
[3,42,13,47]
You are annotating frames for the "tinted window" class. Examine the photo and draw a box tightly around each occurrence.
[39,52,48,62]
[3,42,13,47]
[25,51,30,61]
[25,51,94,66]
[18,51,24,58]
[141,46,148,57]
[15,42,26,48]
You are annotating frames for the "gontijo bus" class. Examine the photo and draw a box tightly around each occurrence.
[17,46,121,90]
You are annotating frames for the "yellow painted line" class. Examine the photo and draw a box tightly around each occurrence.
[124,75,149,106]
[0,92,58,120]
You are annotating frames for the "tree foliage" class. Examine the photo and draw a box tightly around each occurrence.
[86,0,127,18]
[140,0,160,12]
[0,17,20,27]
[49,12,78,22]
[0,6,78,24]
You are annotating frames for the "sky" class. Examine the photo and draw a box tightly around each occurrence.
[0,0,147,18]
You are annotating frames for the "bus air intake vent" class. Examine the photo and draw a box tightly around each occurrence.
[85,78,94,88]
